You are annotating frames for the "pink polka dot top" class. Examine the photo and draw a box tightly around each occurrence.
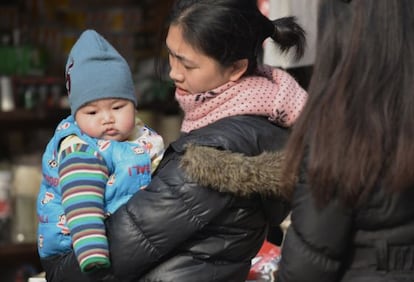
[175,65,308,133]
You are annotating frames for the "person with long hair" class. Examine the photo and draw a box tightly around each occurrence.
[277,1,414,281]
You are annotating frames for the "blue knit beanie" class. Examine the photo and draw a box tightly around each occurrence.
[65,29,137,115]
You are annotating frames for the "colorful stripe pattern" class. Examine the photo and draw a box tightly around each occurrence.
[59,143,110,271]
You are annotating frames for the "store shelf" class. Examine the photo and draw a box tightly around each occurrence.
[0,242,42,281]
[0,242,41,269]
[0,242,37,258]
[0,109,70,130]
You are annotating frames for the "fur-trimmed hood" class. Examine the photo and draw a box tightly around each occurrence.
[180,144,291,199]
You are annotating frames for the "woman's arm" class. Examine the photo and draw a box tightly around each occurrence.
[105,149,232,280]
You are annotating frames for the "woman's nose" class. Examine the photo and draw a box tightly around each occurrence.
[169,60,184,82]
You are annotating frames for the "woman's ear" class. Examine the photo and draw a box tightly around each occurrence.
[229,59,248,81]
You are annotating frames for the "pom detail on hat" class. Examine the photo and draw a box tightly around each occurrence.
[65,29,137,115]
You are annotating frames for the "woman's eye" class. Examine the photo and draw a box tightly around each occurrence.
[184,65,195,70]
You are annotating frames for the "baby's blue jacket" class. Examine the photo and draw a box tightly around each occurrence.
[37,115,151,258]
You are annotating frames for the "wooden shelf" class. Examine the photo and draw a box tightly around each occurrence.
[0,243,42,280]
[0,242,37,257]
[0,109,70,130]
[0,242,42,268]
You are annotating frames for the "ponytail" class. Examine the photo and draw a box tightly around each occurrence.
[270,16,306,60]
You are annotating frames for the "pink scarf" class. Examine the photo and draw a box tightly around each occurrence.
[175,65,308,133]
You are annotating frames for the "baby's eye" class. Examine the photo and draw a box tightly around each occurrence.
[113,103,126,110]
[86,111,97,115]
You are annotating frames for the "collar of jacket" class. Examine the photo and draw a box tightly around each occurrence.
[180,144,291,199]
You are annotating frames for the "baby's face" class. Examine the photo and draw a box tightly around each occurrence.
[75,98,136,141]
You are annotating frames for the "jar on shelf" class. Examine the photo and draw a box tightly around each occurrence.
[0,167,12,243]
[11,156,42,244]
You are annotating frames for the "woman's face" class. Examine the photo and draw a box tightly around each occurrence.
[166,24,237,95]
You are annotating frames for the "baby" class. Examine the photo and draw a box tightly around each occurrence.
[36,30,164,277]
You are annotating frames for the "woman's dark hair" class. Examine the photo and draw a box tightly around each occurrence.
[166,0,306,75]
[283,0,414,206]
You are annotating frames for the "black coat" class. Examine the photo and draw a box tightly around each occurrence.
[105,115,291,282]
[277,167,414,282]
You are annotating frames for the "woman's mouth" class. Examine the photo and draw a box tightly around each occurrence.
[176,87,190,95]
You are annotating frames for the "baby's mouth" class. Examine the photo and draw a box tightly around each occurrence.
[104,128,118,136]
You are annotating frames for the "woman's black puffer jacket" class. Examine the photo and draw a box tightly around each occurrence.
[277,166,414,282]
[105,115,291,282]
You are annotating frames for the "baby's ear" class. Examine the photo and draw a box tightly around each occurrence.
[229,59,248,81]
